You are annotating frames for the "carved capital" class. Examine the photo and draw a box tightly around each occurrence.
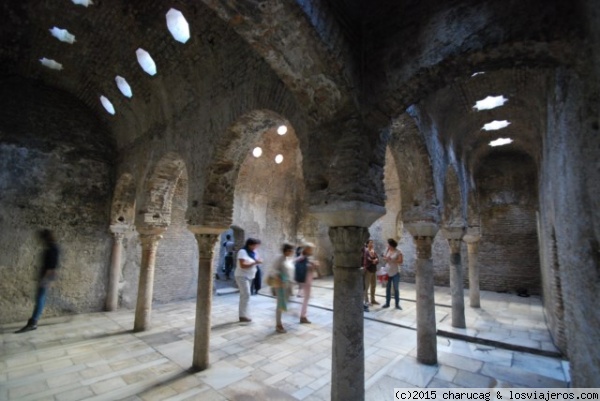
[329,226,370,268]
[194,234,220,257]
[414,236,434,259]
[447,238,462,254]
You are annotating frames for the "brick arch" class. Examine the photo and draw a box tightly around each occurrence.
[110,173,137,226]
[192,109,301,227]
[137,152,187,228]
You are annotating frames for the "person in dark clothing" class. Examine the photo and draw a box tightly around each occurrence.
[222,234,235,280]
[16,229,60,333]
[251,264,262,295]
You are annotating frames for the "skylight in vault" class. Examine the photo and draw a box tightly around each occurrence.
[474,95,508,111]
[115,76,133,98]
[100,96,115,115]
[136,49,157,76]
[71,0,93,6]
[39,58,63,70]
[49,27,76,44]
[489,138,513,147]
[482,120,511,131]
[166,9,190,43]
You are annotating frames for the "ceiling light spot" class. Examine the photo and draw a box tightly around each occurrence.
[100,96,115,115]
[136,48,157,76]
[49,27,76,44]
[71,0,93,6]
[277,125,288,135]
[252,147,263,158]
[482,120,511,131]
[39,58,63,70]
[474,95,508,111]
[166,9,190,43]
[471,71,485,77]
[115,76,133,98]
[275,154,284,164]
[489,138,513,147]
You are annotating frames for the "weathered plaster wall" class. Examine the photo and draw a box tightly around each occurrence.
[0,79,114,324]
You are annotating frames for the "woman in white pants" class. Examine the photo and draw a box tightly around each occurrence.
[235,238,262,322]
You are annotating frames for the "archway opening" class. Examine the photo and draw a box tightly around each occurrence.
[475,150,541,294]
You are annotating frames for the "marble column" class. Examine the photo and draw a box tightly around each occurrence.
[442,227,466,329]
[133,227,165,332]
[105,225,127,311]
[406,222,439,365]
[188,226,224,371]
[310,201,385,401]
[464,233,481,308]
[329,226,370,401]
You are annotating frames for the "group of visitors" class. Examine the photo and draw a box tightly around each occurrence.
[363,238,404,310]
[234,238,318,334]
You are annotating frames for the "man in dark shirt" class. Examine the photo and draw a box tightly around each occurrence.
[16,229,60,333]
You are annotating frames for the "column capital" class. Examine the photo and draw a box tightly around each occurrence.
[442,227,465,254]
[328,226,370,268]
[109,223,131,235]
[463,226,481,244]
[187,225,228,236]
[194,233,221,256]
[137,226,166,249]
[309,201,385,227]
[405,221,439,239]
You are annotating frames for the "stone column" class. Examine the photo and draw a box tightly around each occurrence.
[188,226,225,371]
[464,232,481,308]
[133,227,165,332]
[442,227,466,329]
[105,225,128,311]
[406,222,439,365]
[329,226,370,401]
[310,201,385,401]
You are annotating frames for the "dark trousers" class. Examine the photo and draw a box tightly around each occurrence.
[224,255,234,278]
[385,274,400,307]
[251,266,262,294]
[32,285,48,322]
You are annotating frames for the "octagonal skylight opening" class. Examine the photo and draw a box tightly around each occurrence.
[49,27,76,44]
[275,154,284,164]
[72,0,93,6]
[100,96,115,115]
[252,147,263,158]
[482,120,511,131]
[136,48,157,76]
[489,138,513,147]
[474,95,508,111]
[277,125,288,135]
[115,76,133,98]
[471,71,485,77]
[39,58,63,71]
[166,9,190,43]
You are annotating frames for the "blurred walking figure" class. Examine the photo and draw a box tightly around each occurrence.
[295,242,319,324]
[16,229,60,333]
[268,243,295,333]
[235,238,263,322]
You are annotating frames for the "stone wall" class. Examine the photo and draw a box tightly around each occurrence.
[0,79,114,324]
[539,68,600,385]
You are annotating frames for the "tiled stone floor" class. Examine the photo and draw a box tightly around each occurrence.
[1,280,569,401]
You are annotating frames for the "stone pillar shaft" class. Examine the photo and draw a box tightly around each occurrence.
[191,232,220,371]
[133,231,163,332]
[414,235,438,365]
[105,231,125,311]
[467,241,480,308]
[448,239,466,328]
[329,226,370,401]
